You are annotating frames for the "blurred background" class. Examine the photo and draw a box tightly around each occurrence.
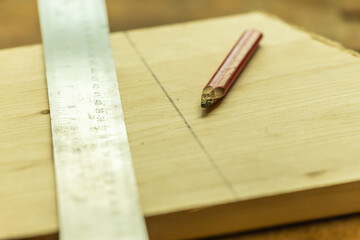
[0,0,359,51]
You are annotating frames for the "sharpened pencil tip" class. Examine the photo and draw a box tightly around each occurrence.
[201,86,225,108]
[201,100,212,108]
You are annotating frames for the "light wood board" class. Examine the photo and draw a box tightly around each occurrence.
[1,12,360,240]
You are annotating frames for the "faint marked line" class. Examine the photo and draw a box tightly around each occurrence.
[125,32,237,199]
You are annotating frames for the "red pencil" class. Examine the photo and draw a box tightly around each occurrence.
[201,29,263,108]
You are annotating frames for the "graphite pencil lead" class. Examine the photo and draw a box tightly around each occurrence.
[201,99,212,108]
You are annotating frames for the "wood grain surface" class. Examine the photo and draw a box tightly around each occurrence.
[1,12,360,239]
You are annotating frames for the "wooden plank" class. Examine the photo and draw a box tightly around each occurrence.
[1,12,360,240]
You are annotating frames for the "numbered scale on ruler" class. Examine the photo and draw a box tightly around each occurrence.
[37,0,148,239]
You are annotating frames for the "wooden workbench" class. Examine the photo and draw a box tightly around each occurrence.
[1,12,360,240]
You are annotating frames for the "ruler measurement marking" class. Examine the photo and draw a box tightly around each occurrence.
[38,0,148,239]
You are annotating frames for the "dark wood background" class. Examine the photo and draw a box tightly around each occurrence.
[1,0,360,51]
[2,0,360,239]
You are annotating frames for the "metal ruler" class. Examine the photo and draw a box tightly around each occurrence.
[37,0,148,239]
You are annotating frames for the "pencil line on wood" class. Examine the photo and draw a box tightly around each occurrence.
[124,32,237,199]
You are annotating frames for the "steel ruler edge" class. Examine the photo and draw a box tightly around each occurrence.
[37,0,148,239]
